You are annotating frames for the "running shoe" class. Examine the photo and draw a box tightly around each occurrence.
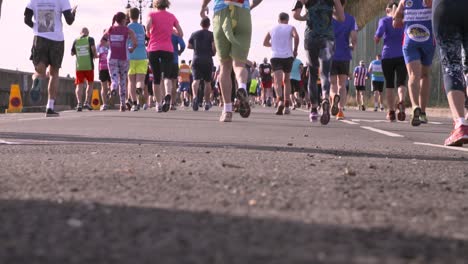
[380,107,385,112]
[419,112,428,124]
[320,99,331,125]
[387,110,396,122]
[170,104,177,111]
[183,99,190,107]
[331,94,340,116]
[397,102,406,121]
[237,89,251,118]
[374,106,378,112]
[276,102,284,115]
[361,105,366,111]
[204,102,212,111]
[100,104,108,111]
[162,94,171,112]
[410,107,422,127]
[156,104,163,113]
[126,99,132,111]
[45,108,59,117]
[192,97,199,111]
[83,103,93,111]
[142,104,148,110]
[309,109,319,122]
[336,110,345,120]
[131,104,139,112]
[444,125,468,146]
[29,78,42,103]
[76,104,83,112]
[219,111,233,122]
[120,105,126,112]
[283,107,291,115]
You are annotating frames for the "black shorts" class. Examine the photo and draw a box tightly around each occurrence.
[371,81,384,92]
[99,69,111,82]
[192,60,213,82]
[30,36,65,68]
[356,85,366,91]
[166,63,179,80]
[291,79,301,93]
[148,51,174,85]
[382,57,407,89]
[270,57,294,73]
[331,60,350,75]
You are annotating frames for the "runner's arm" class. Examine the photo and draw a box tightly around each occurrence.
[174,23,184,38]
[250,0,263,10]
[292,26,300,58]
[128,29,138,53]
[201,0,210,18]
[333,0,345,22]
[71,40,76,56]
[392,0,404,28]
[263,32,271,48]
[146,15,152,38]
[63,6,77,26]
[24,8,33,28]
[178,36,186,56]
[292,1,306,21]
[350,30,357,51]
[90,38,98,59]
[212,39,217,57]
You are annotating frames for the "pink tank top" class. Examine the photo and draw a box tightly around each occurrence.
[108,26,129,60]
[147,10,179,53]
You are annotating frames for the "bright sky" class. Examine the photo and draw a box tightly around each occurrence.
[0,0,308,77]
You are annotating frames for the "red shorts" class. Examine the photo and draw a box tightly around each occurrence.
[75,70,94,85]
[261,80,272,89]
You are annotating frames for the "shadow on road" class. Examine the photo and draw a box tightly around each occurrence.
[1,199,467,263]
[0,131,465,162]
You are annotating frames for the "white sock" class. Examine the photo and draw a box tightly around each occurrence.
[47,99,55,110]
[455,118,467,129]
[224,103,232,112]
[239,83,247,90]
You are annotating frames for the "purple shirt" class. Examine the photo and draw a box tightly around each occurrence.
[108,26,129,61]
[375,16,404,59]
[332,13,357,61]
[354,66,368,86]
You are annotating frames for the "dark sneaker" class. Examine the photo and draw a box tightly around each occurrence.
[387,110,396,122]
[266,98,272,107]
[237,89,251,118]
[361,105,366,111]
[83,103,93,111]
[131,104,139,112]
[445,125,468,146]
[76,104,83,112]
[283,107,291,115]
[320,99,330,125]
[276,102,284,115]
[126,99,132,111]
[374,107,378,112]
[192,97,199,111]
[331,94,340,116]
[410,107,422,127]
[309,111,319,122]
[162,94,171,112]
[204,102,212,111]
[45,108,59,117]
[120,105,126,112]
[183,99,189,107]
[397,102,406,121]
[29,78,42,103]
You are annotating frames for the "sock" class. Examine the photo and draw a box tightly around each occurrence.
[224,103,233,112]
[239,83,247,91]
[47,99,55,110]
[374,102,378,108]
[455,118,467,129]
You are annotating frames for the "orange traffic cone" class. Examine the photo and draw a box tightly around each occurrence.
[6,84,23,113]
[91,89,101,110]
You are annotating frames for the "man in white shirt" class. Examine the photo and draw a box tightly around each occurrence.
[263,12,299,115]
[24,0,76,117]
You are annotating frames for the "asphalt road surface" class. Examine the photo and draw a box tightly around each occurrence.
[1,106,467,264]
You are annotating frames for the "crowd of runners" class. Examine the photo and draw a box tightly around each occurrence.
[21,0,468,146]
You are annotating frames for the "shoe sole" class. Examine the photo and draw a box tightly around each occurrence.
[397,103,406,121]
[411,107,422,127]
[237,90,251,118]
[445,136,468,147]
[320,101,330,125]
[192,98,199,111]
[276,105,285,115]
[162,95,171,112]
[331,95,340,116]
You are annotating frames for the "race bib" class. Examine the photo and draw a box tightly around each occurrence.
[224,0,244,7]
[264,68,270,74]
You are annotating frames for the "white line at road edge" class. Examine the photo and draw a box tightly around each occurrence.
[0,139,19,145]
[340,120,359,125]
[361,126,405,138]
[414,142,468,153]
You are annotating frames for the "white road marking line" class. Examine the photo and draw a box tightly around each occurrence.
[340,120,359,125]
[361,126,405,138]
[428,122,443,125]
[414,142,468,152]
[0,139,20,145]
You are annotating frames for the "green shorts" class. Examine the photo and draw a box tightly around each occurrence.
[129,60,148,75]
[213,6,252,62]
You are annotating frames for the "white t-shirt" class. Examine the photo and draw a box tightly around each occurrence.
[27,0,72,41]
[270,24,294,59]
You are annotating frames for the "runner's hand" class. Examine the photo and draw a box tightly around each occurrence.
[200,6,208,18]
[71,5,78,15]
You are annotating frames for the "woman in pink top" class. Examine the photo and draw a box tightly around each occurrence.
[105,12,137,112]
[146,0,183,113]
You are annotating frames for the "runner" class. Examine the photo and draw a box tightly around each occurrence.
[374,2,408,122]
[188,17,216,112]
[329,0,357,120]
[24,0,76,117]
[393,0,435,126]
[169,32,186,110]
[104,12,138,112]
[97,35,111,110]
[147,0,183,113]
[127,8,148,112]
[353,60,368,111]
[368,54,385,112]
[200,0,263,122]
[178,60,191,107]
[290,58,303,109]
[263,12,299,115]
[71,27,97,112]
[432,0,468,146]
[259,58,273,107]
[293,0,345,125]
